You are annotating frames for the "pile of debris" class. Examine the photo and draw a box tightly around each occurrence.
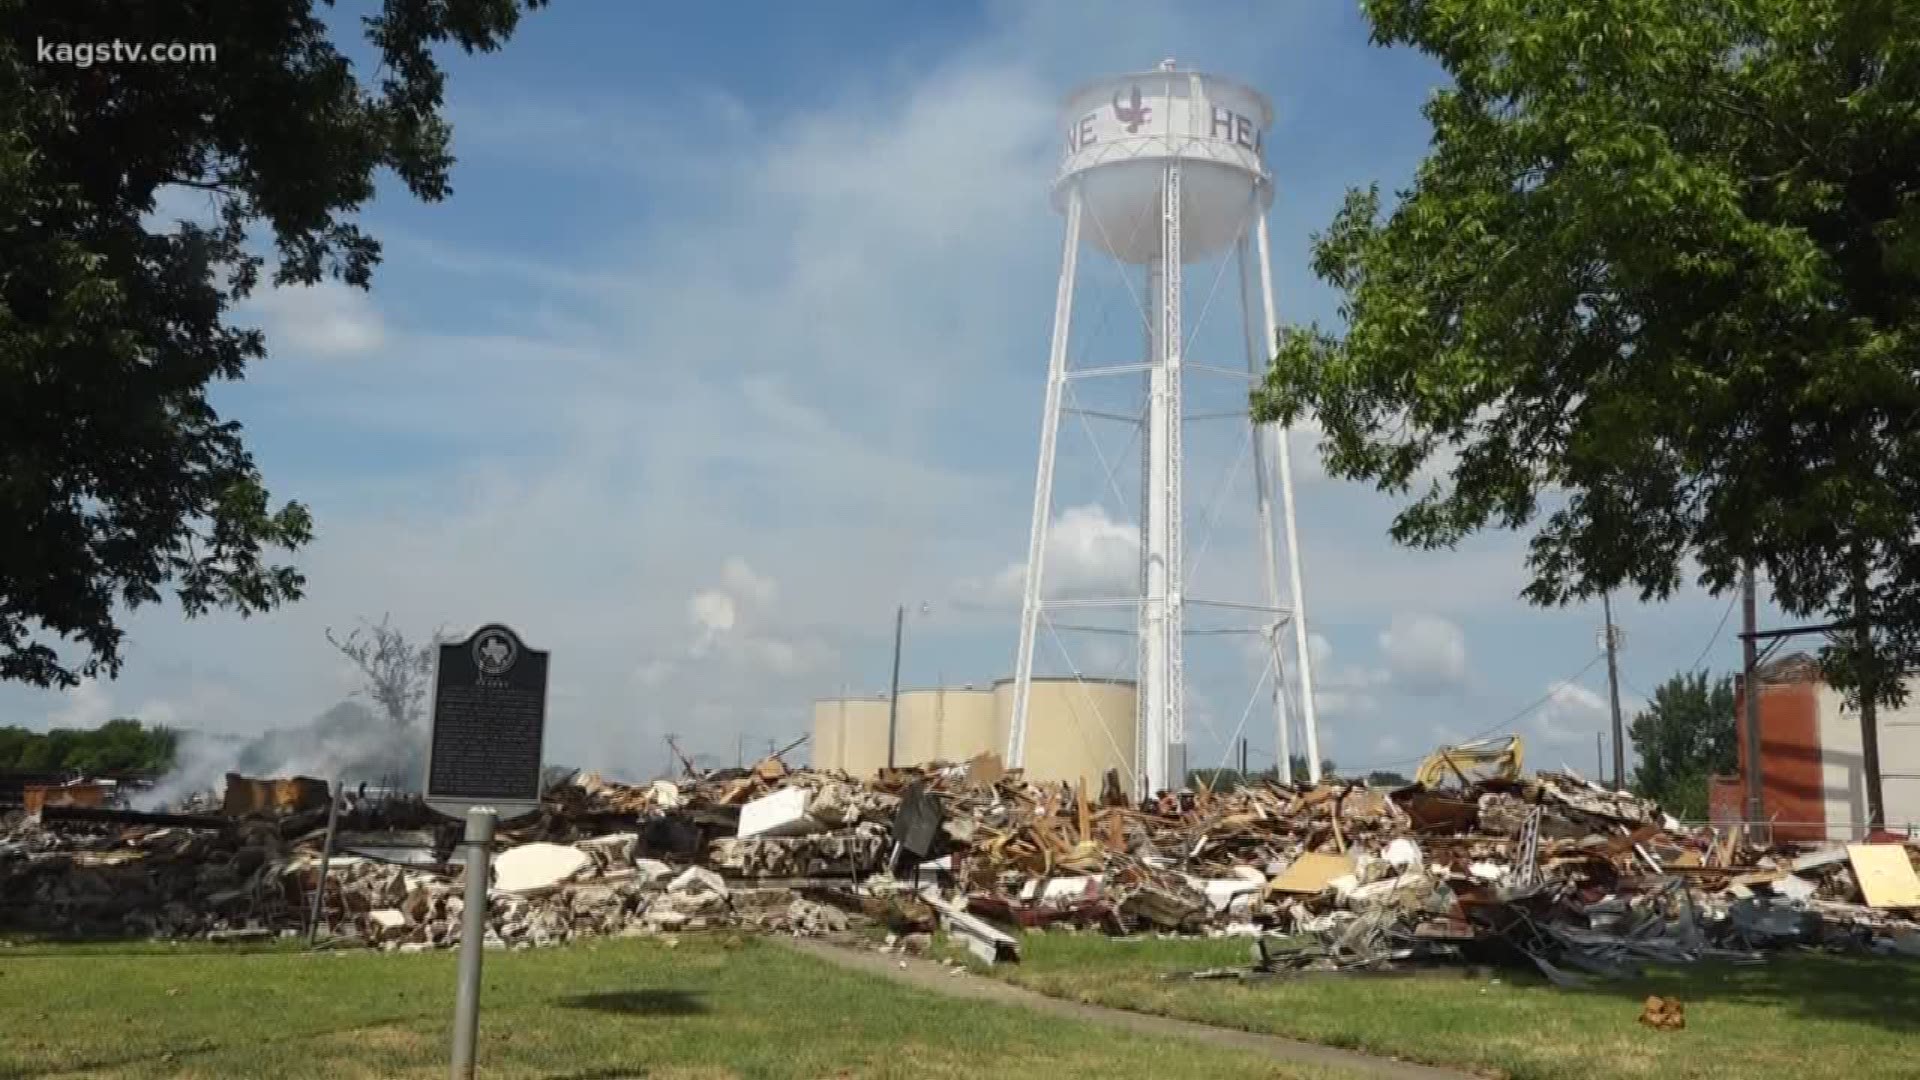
[5,749,1920,981]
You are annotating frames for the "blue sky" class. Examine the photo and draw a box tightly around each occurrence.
[3,0,1789,781]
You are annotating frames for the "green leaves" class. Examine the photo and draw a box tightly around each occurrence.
[1628,669,1737,818]
[0,0,543,689]
[1261,0,1920,701]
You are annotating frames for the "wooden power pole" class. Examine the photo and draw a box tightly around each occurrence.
[1602,593,1625,789]
[1741,568,1764,829]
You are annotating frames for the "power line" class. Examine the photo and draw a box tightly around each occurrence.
[1686,593,1739,675]
[1351,651,1609,774]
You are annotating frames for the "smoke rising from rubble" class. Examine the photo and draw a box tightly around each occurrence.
[140,700,426,809]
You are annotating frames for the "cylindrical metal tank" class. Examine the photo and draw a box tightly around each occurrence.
[893,687,997,767]
[993,676,1138,788]
[809,699,845,772]
[1055,64,1274,265]
[819,696,892,780]
[894,690,941,768]
[939,686,998,764]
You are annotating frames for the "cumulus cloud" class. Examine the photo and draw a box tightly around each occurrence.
[45,678,114,729]
[1532,680,1607,748]
[1297,634,1390,719]
[957,504,1140,608]
[675,559,831,677]
[688,591,738,657]
[1378,613,1469,693]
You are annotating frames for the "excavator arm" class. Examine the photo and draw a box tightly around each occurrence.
[1413,735,1524,788]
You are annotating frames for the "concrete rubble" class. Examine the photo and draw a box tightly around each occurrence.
[5,751,1920,983]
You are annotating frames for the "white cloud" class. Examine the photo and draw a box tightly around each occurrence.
[632,659,677,689]
[1378,613,1469,693]
[46,679,114,729]
[958,504,1140,608]
[676,559,830,679]
[248,282,386,356]
[1299,635,1390,719]
[688,590,738,657]
[721,558,777,609]
[1533,680,1607,748]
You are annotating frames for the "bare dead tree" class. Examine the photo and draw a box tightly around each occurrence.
[325,615,446,727]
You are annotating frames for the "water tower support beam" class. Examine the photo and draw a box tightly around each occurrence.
[1236,231,1293,781]
[1254,214,1321,783]
[1007,187,1085,770]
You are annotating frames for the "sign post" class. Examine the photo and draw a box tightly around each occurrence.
[426,623,549,1080]
[449,806,495,1080]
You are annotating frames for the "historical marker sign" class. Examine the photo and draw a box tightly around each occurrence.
[426,623,549,821]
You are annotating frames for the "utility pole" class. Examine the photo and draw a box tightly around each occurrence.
[1596,733,1602,780]
[885,604,904,770]
[1853,557,1887,830]
[1741,568,1764,829]
[1602,593,1625,790]
[1239,737,1248,780]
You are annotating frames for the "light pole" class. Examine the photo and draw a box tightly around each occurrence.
[885,602,933,770]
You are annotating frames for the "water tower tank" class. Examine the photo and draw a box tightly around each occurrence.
[993,676,1138,788]
[1056,63,1273,265]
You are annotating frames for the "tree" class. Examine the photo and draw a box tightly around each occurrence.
[1365,770,1413,788]
[0,717,177,772]
[327,615,444,728]
[0,0,546,690]
[1254,0,1920,826]
[1289,755,1337,783]
[1628,671,1737,819]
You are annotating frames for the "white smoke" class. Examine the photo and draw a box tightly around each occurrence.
[139,700,427,810]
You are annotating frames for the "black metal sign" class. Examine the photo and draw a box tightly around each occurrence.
[425,623,548,819]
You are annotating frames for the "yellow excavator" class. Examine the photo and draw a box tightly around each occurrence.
[1413,735,1524,788]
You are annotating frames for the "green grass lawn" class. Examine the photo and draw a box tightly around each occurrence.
[0,933,1331,1080]
[988,931,1920,1080]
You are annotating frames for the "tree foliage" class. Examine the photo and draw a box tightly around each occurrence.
[1365,769,1414,788]
[1628,670,1738,819]
[1188,757,1338,790]
[0,0,545,690]
[0,717,177,772]
[1253,1,1920,721]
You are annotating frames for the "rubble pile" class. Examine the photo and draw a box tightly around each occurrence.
[5,750,1920,982]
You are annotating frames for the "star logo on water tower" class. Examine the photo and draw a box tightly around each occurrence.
[1112,85,1151,133]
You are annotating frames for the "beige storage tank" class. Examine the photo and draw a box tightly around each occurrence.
[992,676,1137,788]
[894,690,939,768]
[894,687,997,767]
[809,699,846,772]
[817,696,892,779]
[938,686,998,763]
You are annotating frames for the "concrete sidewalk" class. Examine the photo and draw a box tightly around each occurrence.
[781,937,1477,1080]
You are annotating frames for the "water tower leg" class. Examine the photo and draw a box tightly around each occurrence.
[1140,162,1183,797]
[1008,187,1084,770]
[1237,232,1293,782]
[1254,215,1321,783]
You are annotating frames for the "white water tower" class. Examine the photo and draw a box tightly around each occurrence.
[1005,60,1321,797]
